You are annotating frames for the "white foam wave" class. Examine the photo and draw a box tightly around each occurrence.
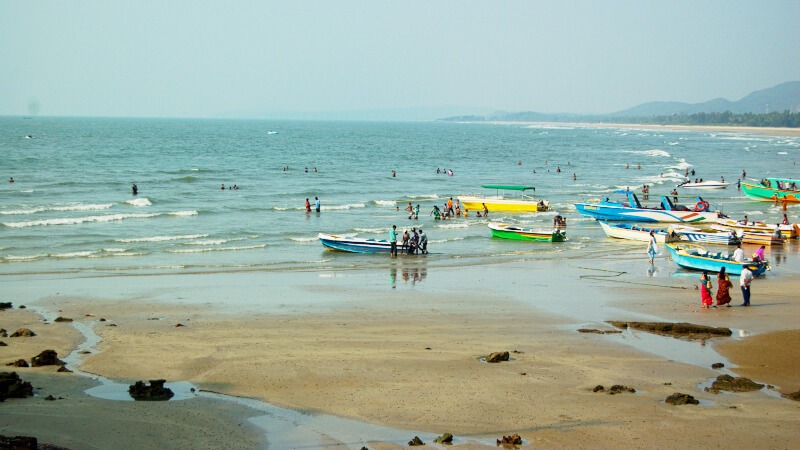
[168,210,198,217]
[126,198,152,207]
[435,223,469,229]
[4,254,48,261]
[323,203,366,211]
[289,236,318,242]
[186,239,230,245]
[102,248,128,253]
[624,149,671,158]
[3,213,160,228]
[429,237,464,244]
[1,203,114,215]
[167,244,267,253]
[407,194,440,200]
[668,142,679,146]
[374,200,397,207]
[53,251,99,258]
[778,152,788,155]
[353,227,386,234]
[117,234,207,243]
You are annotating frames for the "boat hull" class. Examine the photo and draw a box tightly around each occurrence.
[460,196,550,213]
[713,219,798,239]
[665,243,768,276]
[741,233,785,246]
[741,182,800,203]
[575,203,718,223]
[319,234,393,253]
[679,181,729,189]
[598,221,679,244]
[671,226,739,245]
[488,223,566,242]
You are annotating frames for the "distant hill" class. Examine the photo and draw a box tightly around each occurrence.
[610,81,800,116]
[440,81,800,123]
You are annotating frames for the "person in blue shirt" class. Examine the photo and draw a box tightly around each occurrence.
[314,197,320,212]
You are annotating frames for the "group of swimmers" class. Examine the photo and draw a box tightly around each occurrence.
[221,184,240,190]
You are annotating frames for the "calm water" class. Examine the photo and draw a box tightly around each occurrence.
[1,117,798,278]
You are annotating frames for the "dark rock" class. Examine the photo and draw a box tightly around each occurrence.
[424,347,431,350]
[128,379,174,401]
[408,436,425,446]
[497,433,523,445]
[608,321,732,340]
[0,341,7,346]
[0,372,34,400]
[433,433,454,444]
[0,435,37,449]
[99,318,107,322]
[578,328,606,334]
[7,359,29,368]
[175,323,184,327]
[45,395,57,401]
[54,317,73,322]
[57,366,73,373]
[781,391,800,401]
[705,374,763,394]
[0,302,12,310]
[79,350,91,354]
[593,385,605,392]
[0,329,7,337]
[485,351,510,363]
[31,350,64,367]
[18,305,26,309]
[665,392,699,405]
[711,363,725,369]
[608,385,636,394]
[10,328,36,338]
[107,323,117,327]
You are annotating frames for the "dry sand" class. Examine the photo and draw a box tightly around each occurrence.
[2,264,798,449]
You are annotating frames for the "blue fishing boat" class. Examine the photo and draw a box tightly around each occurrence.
[671,225,740,245]
[319,233,393,253]
[575,191,720,223]
[665,243,768,276]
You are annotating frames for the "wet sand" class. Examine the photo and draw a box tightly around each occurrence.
[510,121,800,137]
[2,260,799,449]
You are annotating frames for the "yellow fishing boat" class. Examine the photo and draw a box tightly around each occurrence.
[458,185,551,213]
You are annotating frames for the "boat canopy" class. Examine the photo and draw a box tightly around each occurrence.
[481,185,536,191]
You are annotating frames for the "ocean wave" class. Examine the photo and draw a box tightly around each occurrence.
[289,236,318,242]
[185,239,231,245]
[117,234,208,243]
[168,210,198,217]
[167,244,267,253]
[353,227,386,234]
[667,142,679,146]
[624,149,671,158]
[126,198,152,207]
[3,254,48,262]
[323,203,366,211]
[373,200,397,207]
[102,248,128,253]
[406,194,440,200]
[435,222,469,229]
[1,203,114,215]
[3,212,160,228]
[778,151,788,155]
[53,250,99,258]
[429,237,464,244]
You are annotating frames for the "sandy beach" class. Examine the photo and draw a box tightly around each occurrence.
[508,122,800,137]
[2,256,799,449]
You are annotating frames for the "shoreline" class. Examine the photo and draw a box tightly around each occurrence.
[2,261,799,448]
[489,121,800,137]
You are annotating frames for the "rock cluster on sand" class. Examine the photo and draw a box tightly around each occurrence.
[593,384,636,394]
[54,317,73,322]
[608,321,732,340]
[0,372,34,401]
[0,302,12,310]
[31,350,64,368]
[577,328,621,334]
[497,433,523,445]
[704,374,764,394]
[128,380,175,401]
[485,351,509,363]
[711,362,725,369]
[665,392,699,405]
[433,433,454,444]
[10,328,36,338]
[781,391,800,401]
[408,436,424,446]
[7,359,29,368]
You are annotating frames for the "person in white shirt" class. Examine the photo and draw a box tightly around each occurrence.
[732,244,744,263]
[739,266,753,306]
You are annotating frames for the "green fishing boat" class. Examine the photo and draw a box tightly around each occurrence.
[741,177,800,203]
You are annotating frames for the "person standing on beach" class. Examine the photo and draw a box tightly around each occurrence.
[646,231,658,264]
[740,266,753,306]
[315,197,320,212]
[131,183,138,195]
[418,228,428,254]
[305,198,311,213]
[716,267,732,307]
[389,225,397,257]
[700,271,714,309]
[732,243,744,262]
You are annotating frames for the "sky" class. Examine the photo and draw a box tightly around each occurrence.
[1,0,799,119]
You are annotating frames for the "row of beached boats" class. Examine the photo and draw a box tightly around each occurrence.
[318,179,797,276]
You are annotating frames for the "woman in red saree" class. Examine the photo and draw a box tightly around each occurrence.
[716,267,732,307]
[700,271,714,308]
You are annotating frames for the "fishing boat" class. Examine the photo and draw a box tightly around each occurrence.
[670,225,740,245]
[677,180,729,189]
[574,191,720,223]
[598,221,680,244]
[665,243,769,276]
[712,218,798,239]
[488,222,567,242]
[318,233,428,254]
[741,177,800,203]
[459,185,551,213]
[741,232,785,246]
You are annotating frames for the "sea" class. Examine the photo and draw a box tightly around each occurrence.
[1,117,799,280]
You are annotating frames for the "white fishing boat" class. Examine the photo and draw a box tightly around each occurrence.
[598,221,680,244]
[712,218,799,239]
[678,180,729,189]
[671,225,740,245]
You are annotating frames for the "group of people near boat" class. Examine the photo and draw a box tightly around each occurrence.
[699,264,752,309]
[388,224,427,257]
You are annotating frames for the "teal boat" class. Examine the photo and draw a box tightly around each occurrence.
[741,177,800,203]
[665,243,768,276]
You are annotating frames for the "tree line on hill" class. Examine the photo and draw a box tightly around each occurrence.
[602,110,800,128]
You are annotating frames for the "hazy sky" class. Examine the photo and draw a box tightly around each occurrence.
[1,0,799,118]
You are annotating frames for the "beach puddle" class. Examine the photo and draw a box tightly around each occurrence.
[607,327,732,369]
[85,381,199,401]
